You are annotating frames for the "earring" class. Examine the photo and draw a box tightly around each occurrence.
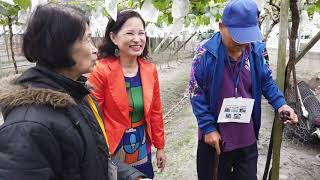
[114,47,119,57]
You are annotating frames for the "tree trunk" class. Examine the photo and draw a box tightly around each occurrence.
[8,16,18,74]
[271,0,289,179]
[285,0,300,115]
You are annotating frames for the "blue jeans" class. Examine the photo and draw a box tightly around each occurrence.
[197,140,258,180]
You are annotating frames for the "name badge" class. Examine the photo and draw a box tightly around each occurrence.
[217,97,254,123]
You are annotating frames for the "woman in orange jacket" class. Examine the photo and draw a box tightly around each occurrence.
[88,10,166,178]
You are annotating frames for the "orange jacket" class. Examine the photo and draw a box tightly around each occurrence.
[88,57,164,154]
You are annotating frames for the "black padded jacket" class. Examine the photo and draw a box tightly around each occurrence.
[0,66,145,180]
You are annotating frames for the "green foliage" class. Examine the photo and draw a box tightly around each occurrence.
[66,0,100,13]
[157,12,173,25]
[27,0,227,27]
[51,0,227,27]
[0,0,31,26]
[153,0,171,11]
[127,0,135,8]
[190,0,210,15]
[13,0,31,10]
[147,0,226,26]
[307,0,320,16]
[194,15,210,26]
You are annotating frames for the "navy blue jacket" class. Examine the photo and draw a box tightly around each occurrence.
[189,32,286,138]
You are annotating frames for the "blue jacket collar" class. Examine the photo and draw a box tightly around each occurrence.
[203,32,222,58]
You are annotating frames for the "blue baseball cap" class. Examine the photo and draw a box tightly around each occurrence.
[222,0,263,44]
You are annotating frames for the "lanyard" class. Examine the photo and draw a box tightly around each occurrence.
[87,95,110,150]
[226,49,246,98]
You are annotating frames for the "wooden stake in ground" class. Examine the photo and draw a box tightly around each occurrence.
[271,0,289,179]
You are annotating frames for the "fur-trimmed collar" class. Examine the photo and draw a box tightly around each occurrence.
[0,75,76,109]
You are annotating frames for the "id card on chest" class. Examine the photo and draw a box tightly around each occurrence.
[217,97,254,123]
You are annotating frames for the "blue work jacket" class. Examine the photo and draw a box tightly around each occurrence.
[189,32,286,138]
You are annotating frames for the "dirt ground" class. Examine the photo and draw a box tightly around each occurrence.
[152,58,320,180]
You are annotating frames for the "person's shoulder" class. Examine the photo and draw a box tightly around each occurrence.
[0,105,76,158]
[93,57,119,74]
[251,41,266,54]
[192,43,208,67]
[5,105,70,126]
[0,105,60,134]
[195,44,208,57]
[194,35,220,60]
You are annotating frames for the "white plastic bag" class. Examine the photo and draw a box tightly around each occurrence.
[169,17,184,36]
[140,0,160,23]
[31,0,48,10]
[0,0,14,5]
[172,0,189,19]
[105,0,118,21]
[146,23,160,38]
[90,6,109,37]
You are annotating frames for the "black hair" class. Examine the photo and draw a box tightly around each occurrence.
[98,10,149,59]
[22,4,89,69]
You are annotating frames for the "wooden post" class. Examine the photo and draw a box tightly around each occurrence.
[295,30,320,64]
[173,32,197,55]
[271,0,289,179]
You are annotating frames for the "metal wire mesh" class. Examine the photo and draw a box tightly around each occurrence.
[285,81,320,144]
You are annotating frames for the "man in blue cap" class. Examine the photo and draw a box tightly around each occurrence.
[189,0,298,179]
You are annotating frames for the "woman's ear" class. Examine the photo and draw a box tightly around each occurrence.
[109,32,117,45]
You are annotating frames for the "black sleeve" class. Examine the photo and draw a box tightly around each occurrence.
[111,157,146,180]
[0,122,60,180]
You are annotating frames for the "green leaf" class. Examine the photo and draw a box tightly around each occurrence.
[215,13,222,21]
[7,5,19,16]
[66,1,81,7]
[203,16,210,25]
[0,17,8,25]
[156,12,173,26]
[102,8,109,17]
[195,16,202,26]
[307,4,320,16]
[127,0,135,8]
[13,0,31,10]
[153,0,170,11]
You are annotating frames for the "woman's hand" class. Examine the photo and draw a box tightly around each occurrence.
[156,149,166,172]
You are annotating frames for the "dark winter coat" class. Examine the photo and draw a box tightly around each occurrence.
[0,66,145,180]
